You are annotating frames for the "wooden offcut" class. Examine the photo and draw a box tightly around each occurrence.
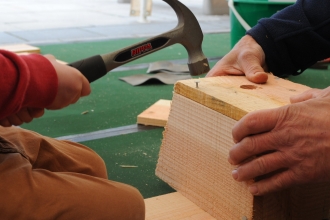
[0,44,40,54]
[16,52,67,64]
[137,99,171,127]
[145,192,216,220]
[156,75,330,220]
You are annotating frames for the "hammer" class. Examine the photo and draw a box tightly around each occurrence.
[68,0,210,82]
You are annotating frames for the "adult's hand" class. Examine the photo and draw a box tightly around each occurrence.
[229,87,330,195]
[206,35,269,84]
[290,87,330,103]
[0,55,91,127]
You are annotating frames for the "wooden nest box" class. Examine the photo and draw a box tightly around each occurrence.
[156,75,330,220]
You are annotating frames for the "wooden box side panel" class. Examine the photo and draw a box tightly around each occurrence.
[156,93,330,220]
[156,93,254,220]
[253,183,330,220]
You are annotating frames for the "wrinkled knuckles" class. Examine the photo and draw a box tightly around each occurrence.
[244,114,260,130]
[243,137,258,156]
[237,51,255,64]
[255,157,268,176]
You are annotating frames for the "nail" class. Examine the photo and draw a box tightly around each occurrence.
[195,81,200,88]
[232,169,238,180]
[248,185,259,195]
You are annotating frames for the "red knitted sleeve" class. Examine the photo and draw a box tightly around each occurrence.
[0,50,58,120]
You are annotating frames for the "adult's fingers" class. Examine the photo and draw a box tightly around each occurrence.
[247,170,296,195]
[290,87,330,103]
[206,35,269,84]
[232,151,287,181]
[245,71,268,84]
[237,52,268,84]
[232,108,280,143]
[206,55,268,84]
[229,127,281,165]
[290,89,320,103]
[236,35,268,84]
[206,50,246,78]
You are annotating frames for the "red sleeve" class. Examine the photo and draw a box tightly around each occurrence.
[0,50,58,120]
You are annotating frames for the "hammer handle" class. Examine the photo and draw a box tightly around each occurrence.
[68,37,171,83]
[68,55,107,83]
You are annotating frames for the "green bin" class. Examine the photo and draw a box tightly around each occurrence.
[229,0,295,48]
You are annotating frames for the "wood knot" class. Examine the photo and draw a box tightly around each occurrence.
[240,85,258,90]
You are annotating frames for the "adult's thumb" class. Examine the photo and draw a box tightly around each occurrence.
[290,89,320,103]
[243,62,268,84]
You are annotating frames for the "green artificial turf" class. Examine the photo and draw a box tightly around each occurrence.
[289,68,330,89]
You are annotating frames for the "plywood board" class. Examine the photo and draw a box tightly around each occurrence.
[156,75,330,219]
[145,192,216,220]
[137,99,171,127]
[0,44,40,54]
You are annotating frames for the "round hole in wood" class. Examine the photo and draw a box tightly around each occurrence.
[240,85,258,90]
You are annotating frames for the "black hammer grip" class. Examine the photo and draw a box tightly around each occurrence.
[68,55,107,83]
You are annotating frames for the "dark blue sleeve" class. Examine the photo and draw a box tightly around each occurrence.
[247,0,330,77]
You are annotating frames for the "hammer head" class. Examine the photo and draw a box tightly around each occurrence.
[87,0,211,82]
[164,0,210,76]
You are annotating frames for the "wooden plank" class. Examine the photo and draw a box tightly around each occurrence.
[137,99,171,127]
[0,44,40,54]
[145,192,216,220]
[17,52,67,64]
[156,75,330,220]
[157,93,254,219]
[55,59,68,65]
